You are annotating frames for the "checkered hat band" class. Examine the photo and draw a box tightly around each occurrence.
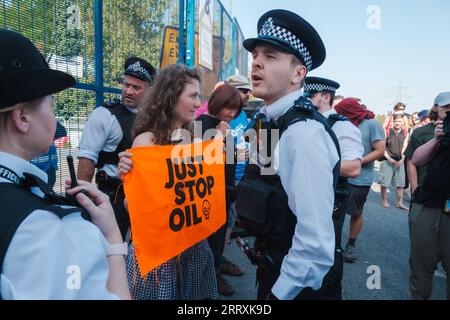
[126,61,152,81]
[304,83,337,93]
[259,17,312,70]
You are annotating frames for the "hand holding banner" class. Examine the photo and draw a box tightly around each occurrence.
[123,141,226,275]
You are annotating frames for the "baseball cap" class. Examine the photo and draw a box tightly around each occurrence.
[434,92,450,107]
[417,109,430,121]
[226,75,251,90]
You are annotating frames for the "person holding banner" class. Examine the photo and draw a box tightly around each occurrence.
[119,64,219,300]
[196,83,244,296]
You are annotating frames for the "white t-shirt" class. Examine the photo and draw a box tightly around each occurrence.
[78,105,137,178]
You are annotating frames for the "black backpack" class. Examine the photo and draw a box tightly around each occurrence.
[236,97,341,248]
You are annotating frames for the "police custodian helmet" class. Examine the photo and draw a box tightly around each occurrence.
[0,29,76,109]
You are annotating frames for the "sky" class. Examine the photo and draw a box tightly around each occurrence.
[221,0,450,115]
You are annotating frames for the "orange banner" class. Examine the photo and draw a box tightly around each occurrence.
[123,141,226,275]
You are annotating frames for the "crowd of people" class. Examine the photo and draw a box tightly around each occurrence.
[0,7,449,301]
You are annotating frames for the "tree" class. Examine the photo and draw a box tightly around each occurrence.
[102,0,171,87]
[375,114,387,125]
[1,0,185,118]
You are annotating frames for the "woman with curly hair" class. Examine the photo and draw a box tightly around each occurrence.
[120,64,218,300]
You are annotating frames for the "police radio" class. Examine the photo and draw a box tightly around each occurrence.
[66,155,91,221]
[67,155,78,188]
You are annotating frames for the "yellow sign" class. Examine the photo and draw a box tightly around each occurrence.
[160,26,199,68]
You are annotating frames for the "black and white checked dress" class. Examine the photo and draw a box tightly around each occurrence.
[177,239,218,300]
[126,240,218,300]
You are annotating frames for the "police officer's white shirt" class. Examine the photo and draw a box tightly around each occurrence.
[323,109,364,161]
[0,151,119,299]
[259,89,339,300]
[78,104,137,178]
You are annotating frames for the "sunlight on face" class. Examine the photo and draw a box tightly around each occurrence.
[175,80,201,126]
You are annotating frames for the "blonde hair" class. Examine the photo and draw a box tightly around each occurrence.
[0,98,44,133]
[0,104,21,132]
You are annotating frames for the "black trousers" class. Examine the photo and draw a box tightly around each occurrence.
[303,198,346,300]
[256,242,289,300]
[207,200,230,268]
[256,246,344,300]
[207,224,227,268]
[257,199,346,300]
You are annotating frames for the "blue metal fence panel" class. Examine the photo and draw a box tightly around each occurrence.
[177,0,185,64]
[0,0,247,192]
[233,18,248,77]
[185,0,195,67]
[94,0,104,107]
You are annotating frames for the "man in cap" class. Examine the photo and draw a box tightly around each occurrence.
[78,57,156,239]
[408,92,450,300]
[304,76,363,299]
[227,74,252,106]
[236,9,340,300]
[0,29,129,299]
[418,109,431,126]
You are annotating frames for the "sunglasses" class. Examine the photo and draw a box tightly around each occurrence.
[238,88,252,94]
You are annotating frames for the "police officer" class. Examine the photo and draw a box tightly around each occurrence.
[236,10,340,300]
[304,77,363,299]
[409,92,450,300]
[77,57,156,238]
[0,29,130,299]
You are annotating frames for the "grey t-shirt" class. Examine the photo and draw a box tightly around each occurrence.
[348,119,385,186]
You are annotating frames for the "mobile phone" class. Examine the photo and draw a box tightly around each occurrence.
[67,155,78,188]
[235,236,251,254]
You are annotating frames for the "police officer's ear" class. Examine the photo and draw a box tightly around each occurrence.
[323,92,332,104]
[290,56,307,87]
[8,103,33,134]
[6,98,44,133]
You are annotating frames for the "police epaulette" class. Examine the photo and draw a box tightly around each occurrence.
[328,113,349,122]
[292,96,315,112]
[327,113,349,128]
[102,99,121,109]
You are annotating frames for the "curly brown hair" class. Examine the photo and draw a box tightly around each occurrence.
[394,102,406,111]
[132,64,201,145]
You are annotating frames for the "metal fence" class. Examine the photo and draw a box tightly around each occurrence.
[1,0,248,193]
